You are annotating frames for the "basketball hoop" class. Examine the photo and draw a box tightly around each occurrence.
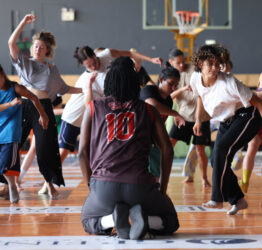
[174,11,200,34]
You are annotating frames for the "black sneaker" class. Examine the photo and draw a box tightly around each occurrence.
[129,204,148,240]
[113,203,130,239]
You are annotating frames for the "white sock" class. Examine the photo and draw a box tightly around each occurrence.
[148,216,164,230]
[18,169,27,182]
[101,214,114,229]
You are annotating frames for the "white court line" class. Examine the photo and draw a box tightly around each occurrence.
[0,205,226,215]
[22,174,83,178]
[0,235,262,249]
[20,179,82,188]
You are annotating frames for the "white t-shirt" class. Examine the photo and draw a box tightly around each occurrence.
[62,48,114,127]
[190,71,253,122]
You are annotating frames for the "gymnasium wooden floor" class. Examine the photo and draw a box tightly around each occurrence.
[1,154,262,250]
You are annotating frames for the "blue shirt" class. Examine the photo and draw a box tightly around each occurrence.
[0,81,22,143]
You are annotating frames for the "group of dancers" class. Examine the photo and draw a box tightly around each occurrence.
[1,13,262,239]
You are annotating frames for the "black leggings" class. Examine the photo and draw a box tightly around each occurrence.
[20,99,64,186]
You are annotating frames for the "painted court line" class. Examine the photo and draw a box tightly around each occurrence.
[20,179,82,188]
[0,235,262,249]
[0,205,226,215]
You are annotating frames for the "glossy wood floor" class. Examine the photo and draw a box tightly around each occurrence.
[0,154,262,250]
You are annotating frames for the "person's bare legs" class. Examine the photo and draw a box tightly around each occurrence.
[195,145,211,188]
[38,181,48,194]
[239,135,261,193]
[59,148,71,164]
[17,136,36,190]
[182,144,197,183]
[39,181,59,198]
[4,174,19,203]
[38,148,70,196]
[0,183,9,198]
[170,138,186,181]
[47,182,59,198]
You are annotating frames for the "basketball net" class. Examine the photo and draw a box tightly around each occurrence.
[174,11,200,34]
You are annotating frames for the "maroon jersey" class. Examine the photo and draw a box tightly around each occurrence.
[89,96,156,184]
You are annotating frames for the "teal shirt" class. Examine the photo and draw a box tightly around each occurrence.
[0,81,22,143]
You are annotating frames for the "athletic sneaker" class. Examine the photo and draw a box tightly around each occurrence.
[227,198,248,215]
[129,204,148,240]
[113,203,130,239]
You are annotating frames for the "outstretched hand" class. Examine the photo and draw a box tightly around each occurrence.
[151,57,163,67]
[23,14,36,25]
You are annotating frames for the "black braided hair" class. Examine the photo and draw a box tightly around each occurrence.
[104,57,140,103]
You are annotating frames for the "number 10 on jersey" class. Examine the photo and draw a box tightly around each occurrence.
[106,112,135,143]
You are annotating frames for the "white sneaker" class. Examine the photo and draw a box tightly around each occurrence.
[227,198,248,215]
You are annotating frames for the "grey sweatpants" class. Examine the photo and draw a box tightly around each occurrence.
[81,178,179,235]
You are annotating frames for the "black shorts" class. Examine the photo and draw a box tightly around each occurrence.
[169,120,211,145]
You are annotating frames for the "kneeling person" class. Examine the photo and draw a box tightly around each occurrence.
[79,57,179,240]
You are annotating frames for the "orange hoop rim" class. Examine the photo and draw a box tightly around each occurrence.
[175,11,200,18]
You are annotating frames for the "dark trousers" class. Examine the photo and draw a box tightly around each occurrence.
[20,99,64,186]
[211,106,261,204]
[81,178,179,236]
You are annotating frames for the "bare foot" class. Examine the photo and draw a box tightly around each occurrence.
[38,182,48,195]
[16,180,24,192]
[183,176,194,183]
[202,178,211,188]
[203,200,223,209]
[0,184,9,199]
[9,185,20,204]
[47,183,59,199]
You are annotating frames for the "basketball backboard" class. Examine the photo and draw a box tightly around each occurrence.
[142,0,232,30]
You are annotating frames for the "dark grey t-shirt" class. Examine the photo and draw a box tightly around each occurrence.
[11,52,70,101]
[90,96,156,185]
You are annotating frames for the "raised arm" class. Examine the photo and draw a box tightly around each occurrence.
[67,86,82,94]
[144,98,185,128]
[84,72,97,107]
[151,107,174,195]
[8,14,36,61]
[14,83,49,129]
[78,106,92,186]
[110,49,163,67]
[170,85,192,99]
